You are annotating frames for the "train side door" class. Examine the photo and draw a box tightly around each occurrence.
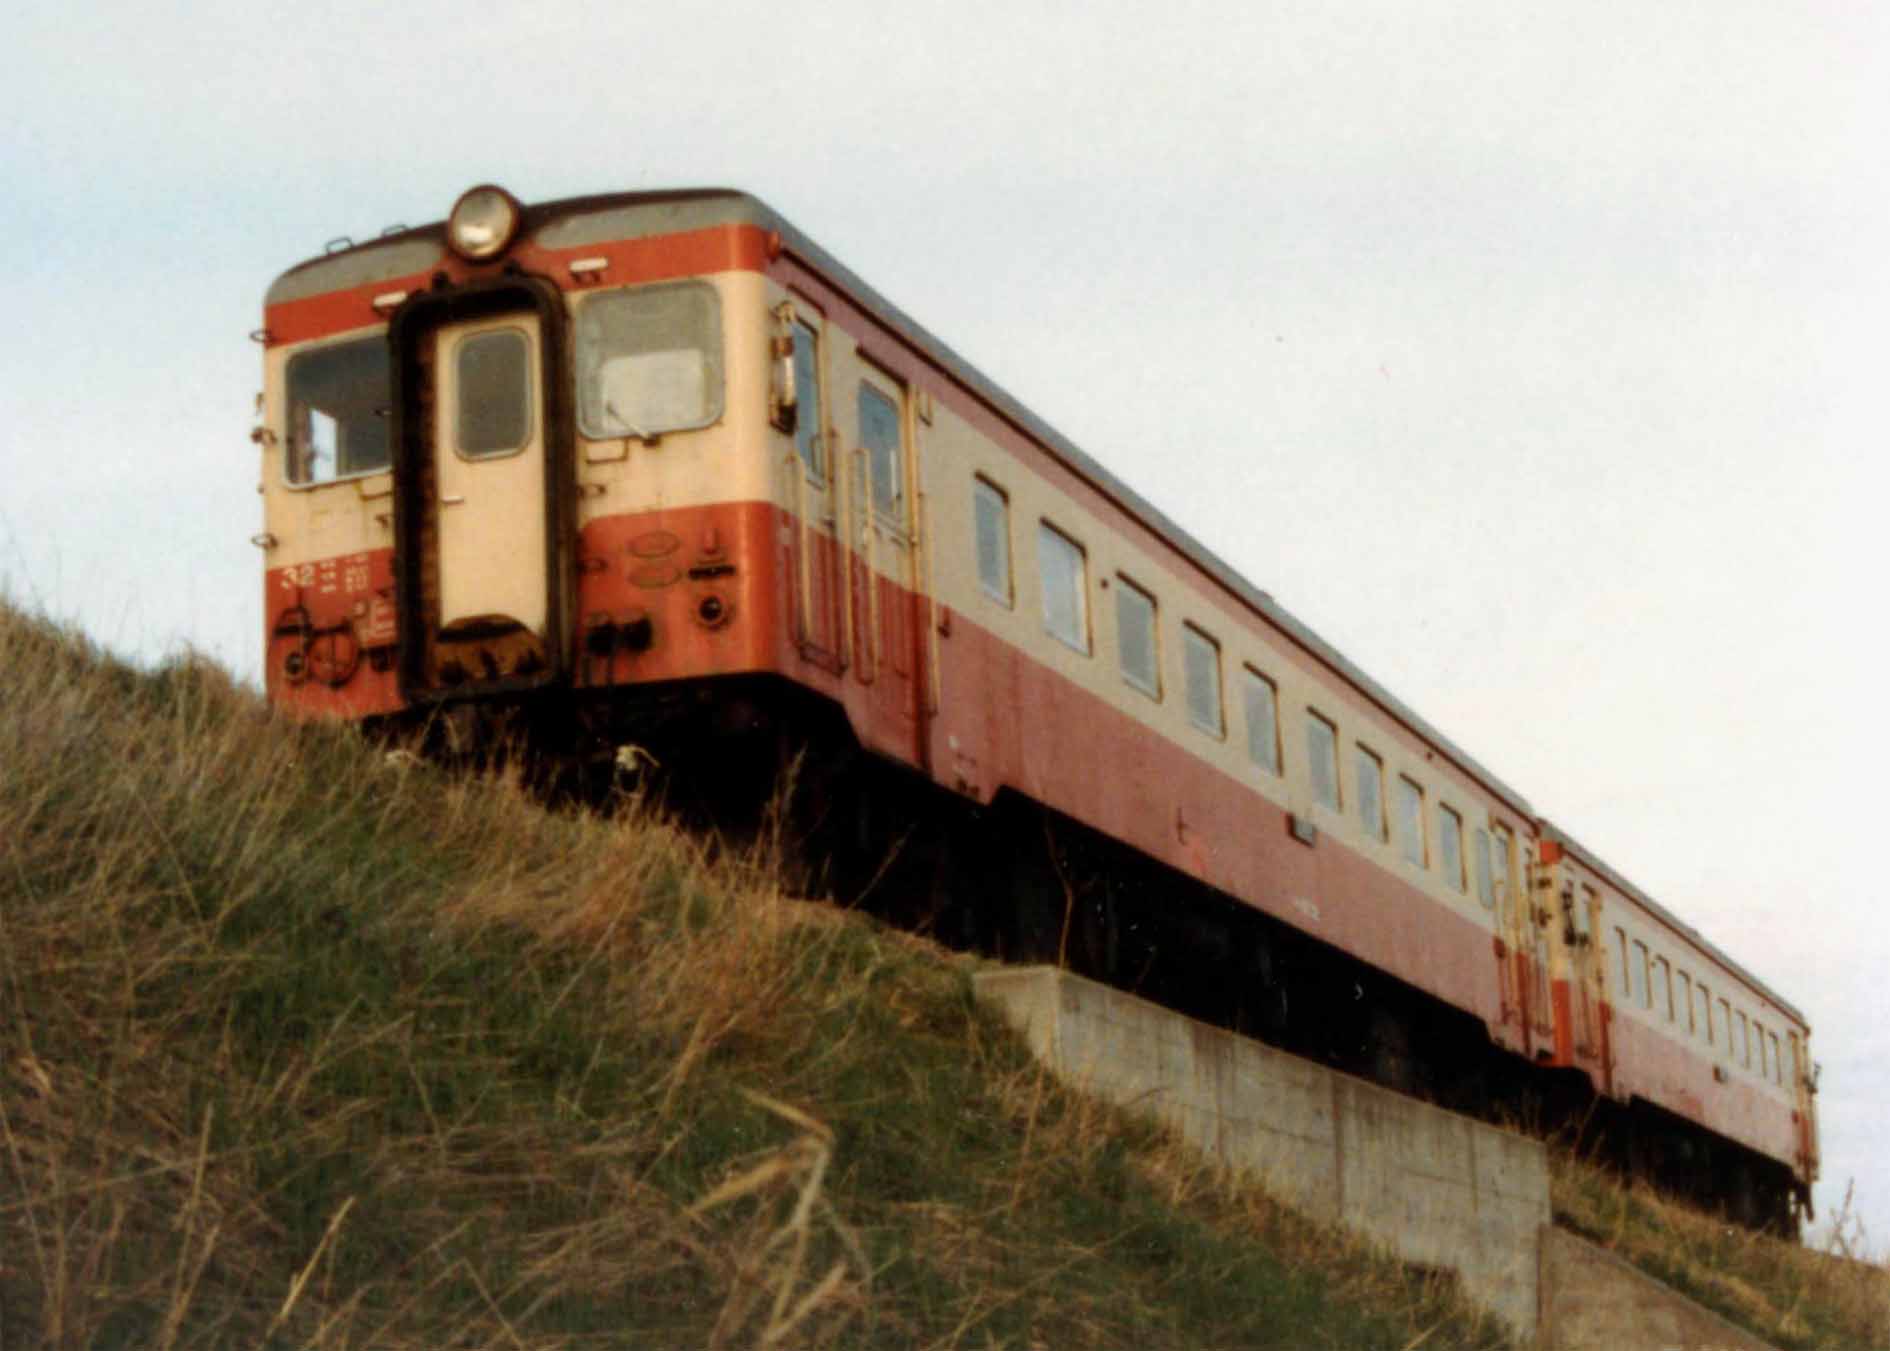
[1567,882,1611,1085]
[1525,844,1561,1056]
[778,303,843,670]
[849,363,928,767]
[390,281,572,702]
[1494,824,1548,1056]
[1790,1033,1819,1190]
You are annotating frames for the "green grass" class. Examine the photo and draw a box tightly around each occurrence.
[13,593,1818,1348]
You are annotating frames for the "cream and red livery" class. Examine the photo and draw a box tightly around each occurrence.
[256,184,1818,1229]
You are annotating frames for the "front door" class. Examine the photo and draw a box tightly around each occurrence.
[431,314,548,684]
[391,280,569,702]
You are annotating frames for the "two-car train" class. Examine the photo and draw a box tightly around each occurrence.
[254,184,1819,1230]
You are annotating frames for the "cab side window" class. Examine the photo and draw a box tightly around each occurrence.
[858,378,905,527]
[792,317,825,478]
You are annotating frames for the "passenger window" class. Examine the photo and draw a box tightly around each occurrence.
[1395,776,1426,867]
[1738,1011,1751,1068]
[1772,1032,1784,1085]
[1306,712,1340,810]
[1491,824,1513,909]
[1615,929,1630,994]
[1037,523,1089,653]
[1632,941,1650,1008]
[973,478,1011,606]
[1242,668,1281,775]
[1678,970,1694,1035]
[792,317,824,477]
[1720,999,1732,1057]
[1354,746,1386,840]
[1656,957,1673,1021]
[1438,804,1465,892]
[858,379,905,526]
[285,334,393,485]
[577,280,723,437]
[1473,827,1495,908]
[1182,625,1224,737]
[1116,577,1160,698]
[1699,985,1713,1044]
[1758,1024,1770,1079]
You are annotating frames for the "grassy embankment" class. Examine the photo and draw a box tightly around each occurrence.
[3,595,1884,1348]
[0,598,1506,1348]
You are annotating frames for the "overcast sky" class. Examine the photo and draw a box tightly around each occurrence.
[5,0,1886,1249]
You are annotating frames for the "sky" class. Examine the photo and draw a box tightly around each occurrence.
[4,0,1886,1250]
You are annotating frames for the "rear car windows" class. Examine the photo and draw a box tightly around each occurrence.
[285,335,391,485]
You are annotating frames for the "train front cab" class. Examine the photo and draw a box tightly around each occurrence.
[259,187,937,767]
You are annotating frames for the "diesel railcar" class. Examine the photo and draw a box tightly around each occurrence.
[254,184,1819,1229]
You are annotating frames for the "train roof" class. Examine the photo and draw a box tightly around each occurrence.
[269,186,1805,1030]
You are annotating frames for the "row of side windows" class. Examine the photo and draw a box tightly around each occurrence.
[1310,711,1484,900]
[1612,926,1787,1086]
[975,475,1491,899]
[979,478,1288,781]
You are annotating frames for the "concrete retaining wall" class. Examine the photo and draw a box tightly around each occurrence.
[1538,1225,1782,1350]
[974,965,1549,1337]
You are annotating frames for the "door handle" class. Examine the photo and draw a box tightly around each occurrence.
[441,494,466,506]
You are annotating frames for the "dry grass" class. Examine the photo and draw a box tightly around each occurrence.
[1551,1151,1890,1349]
[1,596,1518,1348]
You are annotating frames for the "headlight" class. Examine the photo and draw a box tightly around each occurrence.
[446,184,521,261]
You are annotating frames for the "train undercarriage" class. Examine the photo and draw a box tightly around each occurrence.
[377,673,1804,1237]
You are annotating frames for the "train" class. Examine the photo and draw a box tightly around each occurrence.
[253,183,1819,1231]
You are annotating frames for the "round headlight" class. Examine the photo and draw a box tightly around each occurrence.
[446,184,521,261]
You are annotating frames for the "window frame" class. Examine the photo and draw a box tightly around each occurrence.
[1395,775,1427,868]
[1438,802,1466,892]
[1037,521,1091,655]
[282,331,395,489]
[1241,667,1281,776]
[857,373,908,533]
[1181,623,1225,738]
[574,278,725,440]
[972,476,1012,608]
[1354,744,1387,841]
[1473,826,1495,908]
[790,311,827,481]
[452,325,535,461]
[1115,574,1162,700]
[1306,710,1341,812]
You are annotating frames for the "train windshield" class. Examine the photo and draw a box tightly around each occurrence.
[575,281,723,439]
[285,335,392,485]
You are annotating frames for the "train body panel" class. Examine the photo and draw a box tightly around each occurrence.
[255,185,1818,1216]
